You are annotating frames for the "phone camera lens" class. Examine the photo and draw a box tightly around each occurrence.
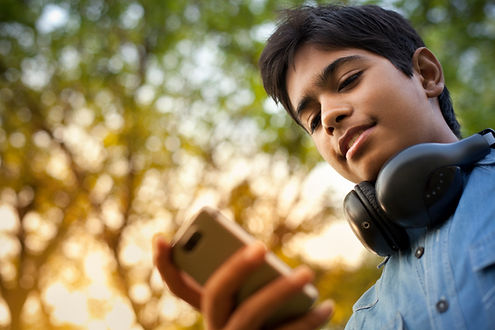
[183,231,202,251]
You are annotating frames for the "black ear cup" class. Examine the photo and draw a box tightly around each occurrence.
[344,182,409,256]
[423,166,463,226]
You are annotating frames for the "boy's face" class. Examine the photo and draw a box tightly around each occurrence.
[286,45,457,183]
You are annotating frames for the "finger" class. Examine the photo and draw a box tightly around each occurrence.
[225,265,315,330]
[153,233,202,309]
[275,300,335,330]
[202,241,267,329]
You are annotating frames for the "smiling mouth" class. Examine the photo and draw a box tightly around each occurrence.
[340,124,375,159]
[347,131,364,150]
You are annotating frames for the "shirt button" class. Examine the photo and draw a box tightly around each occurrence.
[436,299,449,313]
[415,246,425,258]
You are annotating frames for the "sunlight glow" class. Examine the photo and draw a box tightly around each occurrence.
[0,204,19,232]
[135,84,156,106]
[120,244,143,267]
[22,211,41,232]
[0,298,10,326]
[0,262,16,284]
[87,319,107,330]
[46,149,71,180]
[0,234,20,260]
[44,283,89,326]
[160,295,180,320]
[101,198,124,230]
[22,293,42,320]
[120,2,144,30]
[38,239,140,328]
[159,295,198,326]
[21,55,54,90]
[298,221,366,268]
[37,4,69,34]
[88,283,112,301]
[129,283,151,304]
[59,264,79,283]
[63,124,106,171]
[105,300,135,330]
[84,251,110,282]
[54,291,88,326]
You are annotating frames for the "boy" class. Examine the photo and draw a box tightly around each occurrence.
[154,4,495,329]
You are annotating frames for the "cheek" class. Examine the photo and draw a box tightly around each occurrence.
[313,137,337,166]
[314,137,331,161]
[363,84,404,114]
[364,70,421,105]
[378,78,425,117]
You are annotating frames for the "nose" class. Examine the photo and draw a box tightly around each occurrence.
[320,97,353,135]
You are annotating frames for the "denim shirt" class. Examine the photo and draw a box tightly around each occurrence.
[345,149,495,330]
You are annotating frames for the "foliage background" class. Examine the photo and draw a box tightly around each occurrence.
[0,0,493,329]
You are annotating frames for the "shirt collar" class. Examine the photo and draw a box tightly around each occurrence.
[476,148,495,166]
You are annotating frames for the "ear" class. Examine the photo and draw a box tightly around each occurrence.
[412,47,444,98]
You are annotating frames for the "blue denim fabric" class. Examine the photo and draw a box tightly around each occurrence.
[345,149,495,330]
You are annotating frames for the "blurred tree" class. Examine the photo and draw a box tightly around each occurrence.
[0,0,334,329]
[0,0,493,329]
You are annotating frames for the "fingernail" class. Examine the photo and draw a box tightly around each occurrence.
[152,234,167,254]
[245,241,266,260]
[153,234,165,246]
[315,300,335,319]
[291,265,314,284]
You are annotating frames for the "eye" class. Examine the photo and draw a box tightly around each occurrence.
[338,71,362,92]
[309,113,321,133]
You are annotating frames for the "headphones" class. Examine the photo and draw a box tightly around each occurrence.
[343,129,495,256]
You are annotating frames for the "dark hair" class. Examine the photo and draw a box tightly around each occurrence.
[259,4,461,138]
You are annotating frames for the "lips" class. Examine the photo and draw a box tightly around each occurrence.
[339,124,375,159]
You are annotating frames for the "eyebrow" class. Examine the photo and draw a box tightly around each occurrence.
[295,55,364,119]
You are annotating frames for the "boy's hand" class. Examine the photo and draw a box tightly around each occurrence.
[153,234,334,329]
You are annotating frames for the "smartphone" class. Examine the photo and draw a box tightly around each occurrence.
[171,206,318,327]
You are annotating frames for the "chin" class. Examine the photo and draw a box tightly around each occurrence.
[336,158,383,183]
[358,165,382,183]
